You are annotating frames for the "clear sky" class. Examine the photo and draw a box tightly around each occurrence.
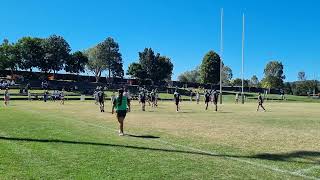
[1,0,319,81]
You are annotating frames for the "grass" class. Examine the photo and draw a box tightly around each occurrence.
[0,99,319,179]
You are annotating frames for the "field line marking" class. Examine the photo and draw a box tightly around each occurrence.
[84,122,319,180]
[154,139,319,180]
[295,165,320,174]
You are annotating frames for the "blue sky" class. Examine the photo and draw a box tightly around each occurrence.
[0,0,319,81]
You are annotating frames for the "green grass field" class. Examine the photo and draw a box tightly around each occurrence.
[0,99,319,179]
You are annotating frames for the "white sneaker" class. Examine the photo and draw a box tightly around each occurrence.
[119,133,124,136]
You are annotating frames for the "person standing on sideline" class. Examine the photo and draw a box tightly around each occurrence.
[173,90,181,112]
[4,88,10,106]
[112,89,131,136]
[257,93,266,112]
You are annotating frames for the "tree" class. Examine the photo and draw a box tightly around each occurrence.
[261,61,285,89]
[41,35,71,76]
[65,51,88,74]
[199,51,221,84]
[0,39,21,76]
[298,71,306,81]
[128,48,173,83]
[283,82,293,95]
[127,63,148,80]
[178,67,200,83]
[221,65,233,85]
[86,47,104,82]
[231,78,249,87]
[16,37,44,71]
[153,56,173,81]
[96,37,123,78]
[250,75,259,87]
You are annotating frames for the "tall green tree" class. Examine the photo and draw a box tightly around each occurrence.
[41,35,71,76]
[127,63,148,80]
[261,61,285,89]
[16,37,44,71]
[128,48,173,83]
[199,51,221,84]
[96,37,123,78]
[153,56,173,81]
[0,39,21,76]
[65,51,88,74]
[86,47,105,82]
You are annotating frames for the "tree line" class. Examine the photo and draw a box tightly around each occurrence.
[0,35,174,83]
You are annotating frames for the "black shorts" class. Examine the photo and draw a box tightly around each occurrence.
[141,98,146,103]
[175,100,180,105]
[151,97,155,102]
[99,98,104,104]
[116,110,127,118]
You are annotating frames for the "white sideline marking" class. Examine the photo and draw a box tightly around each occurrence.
[295,166,320,174]
[85,123,320,180]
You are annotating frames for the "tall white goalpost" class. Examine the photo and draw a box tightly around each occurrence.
[219,8,224,104]
[241,13,245,104]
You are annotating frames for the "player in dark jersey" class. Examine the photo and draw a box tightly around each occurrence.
[97,89,105,112]
[174,91,181,112]
[3,88,10,106]
[257,93,266,112]
[139,90,146,111]
[150,90,156,108]
[211,89,219,112]
[204,90,211,110]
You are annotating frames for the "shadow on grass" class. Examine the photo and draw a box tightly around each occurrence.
[126,134,160,139]
[0,136,319,165]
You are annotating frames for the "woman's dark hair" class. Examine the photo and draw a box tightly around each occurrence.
[118,89,124,106]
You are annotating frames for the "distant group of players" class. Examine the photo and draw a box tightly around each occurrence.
[138,88,159,111]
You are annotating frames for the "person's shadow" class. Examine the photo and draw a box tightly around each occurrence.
[126,134,160,139]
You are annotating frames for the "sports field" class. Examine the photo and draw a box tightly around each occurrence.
[0,100,319,179]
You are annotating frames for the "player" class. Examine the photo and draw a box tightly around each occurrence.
[3,88,10,106]
[235,92,239,104]
[173,90,181,112]
[60,89,65,105]
[147,91,152,106]
[154,88,159,107]
[110,91,116,105]
[97,89,105,112]
[93,89,99,105]
[212,89,219,111]
[196,91,200,104]
[150,90,156,108]
[43,90,49,102]
[139,90,146,111]
[112,89,131,136]
[204,90,211,110]
[257,93,266,112]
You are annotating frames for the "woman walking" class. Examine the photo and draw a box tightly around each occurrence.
[112,89,131,136]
